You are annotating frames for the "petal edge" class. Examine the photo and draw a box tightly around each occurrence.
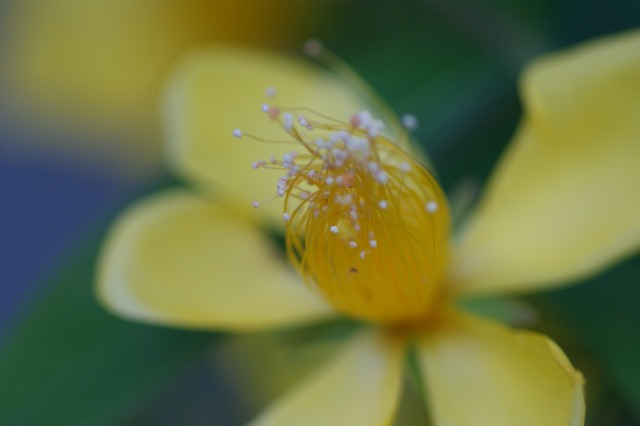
[248,330,405,426]
[97,189,335,331]
[452,29,640,295]
[417,310,585,426]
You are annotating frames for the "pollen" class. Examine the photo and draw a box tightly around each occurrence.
[248,101,450,324]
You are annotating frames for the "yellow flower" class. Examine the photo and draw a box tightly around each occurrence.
[97,29,640,425]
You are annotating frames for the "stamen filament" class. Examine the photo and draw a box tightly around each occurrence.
[248,95,449,324]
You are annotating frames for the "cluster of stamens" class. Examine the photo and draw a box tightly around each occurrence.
[233,88,449,324]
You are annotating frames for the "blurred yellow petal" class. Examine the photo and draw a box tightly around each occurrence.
[417,311,585,426]
[451,29,640,295]
[1,0,320,178]
[163,47,410,227]
[97,189,334,331]
[249,331,404,426]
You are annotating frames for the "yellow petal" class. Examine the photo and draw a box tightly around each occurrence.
[2,1,311,179]
[248,330,404,426]
[417,310,585,426]
[451,29,640,295]
[97,189,334,331]
[163,47,410,227]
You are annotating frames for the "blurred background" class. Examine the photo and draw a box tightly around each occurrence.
[1,1,639,424]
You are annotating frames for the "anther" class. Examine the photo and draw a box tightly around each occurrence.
[232,129,242,138]
[283,152,295,165]
[283,113,293,131]
[375,170,388,184]
[268,107,280,120]
[330,225,339,234]
[401,114,419,131]
[265,86,277,98]
[297,115,312,129]
[304,38,323,57]
[426,201,439,213]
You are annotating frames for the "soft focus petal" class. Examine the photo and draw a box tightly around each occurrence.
[97,189,334,331]
[1,1,314,178]
[3,1,306,117]
[417,310,585,426]
[163,47,407,227]
[451,29,640,295]
[248,330,404,426]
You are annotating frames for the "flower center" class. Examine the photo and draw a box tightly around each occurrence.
[240,102,450,324]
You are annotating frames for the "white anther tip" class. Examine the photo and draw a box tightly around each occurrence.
[330,225,339,234]
[232,129,242,138]
[304,38,323,57]
[252,201,260,208]
[283,112,293,131]
[261,103,270,113]
[378,200,388,209]
[426,201,438,213]
[375,171,388,184]
[265,87,277,98]
[402,114,419,131]
[283,212,290,222]
[369,240,377,248]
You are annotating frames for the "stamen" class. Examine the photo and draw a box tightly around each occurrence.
[375,170,388,184]
[265,86,277,98]
[232,128,242,138]
[297,115,313,130]
[283,113,293,131]
[426,201,438,213]
[303,38,323,57]
[245,97,450,324]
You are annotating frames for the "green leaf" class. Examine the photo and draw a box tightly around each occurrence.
[0,223,218,425]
